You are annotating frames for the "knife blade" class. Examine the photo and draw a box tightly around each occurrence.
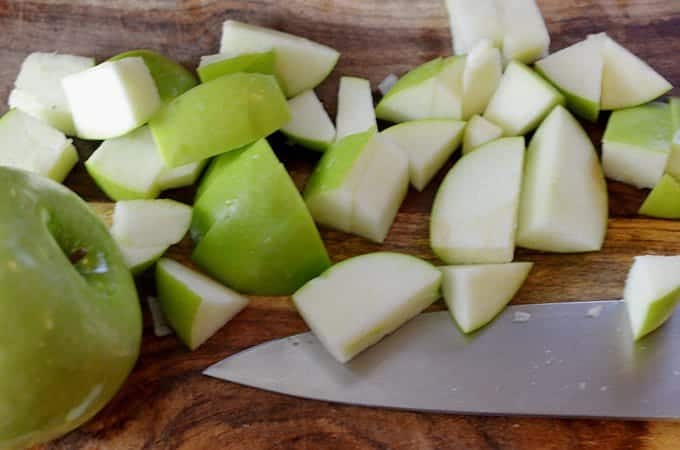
[204,300,680,419]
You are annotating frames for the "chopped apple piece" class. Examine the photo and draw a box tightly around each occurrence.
[663,98,680,180]
[335,77,376,141]
[197,50,276,83]
[155,159,207,191]
[119,245,168,275]
[110,199,192,248]
[281,90,335,151]
[443,0,502,55]
[292,252,442,363]
[461,40,502,119]
[441,262,533,333]
[462,115,503,154]
[496,0,550,64]
[639,174,680,219]
[430,56,466,120]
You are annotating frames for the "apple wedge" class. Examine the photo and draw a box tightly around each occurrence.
[663,98,680,180]
[496,0,550,64]
[461,40,502,119]
[441,262,533,333]
[462,115,503,154]
[110,199,192,248]
[0,109,78,183]
[292,252,442,363]
[639,174,680,219]
[156,258,249,351]
[517,105,608,253]
[602,102,672,189]
[443,0,502,55]
[483,61,564,136]
[119,245,168,276]
[219,20,339,97]
[8,52,95,135]
[624,255,680,340]
[197,50,276,83]
[431,137,525,264]
[335,77,377,140]
[281,89,336,151]
[430,56,466,120]
[381,119,465,191]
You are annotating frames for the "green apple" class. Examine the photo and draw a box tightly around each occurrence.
[431,137,525,264]
[535,35,603,122]
[155,159,207,191]
[483,61,564,136]
[0,109,78,182]
[381,119,465,191]
[496,0,550,64]
[156,258,249,350]
[639,174,680,219]
[602,102,672,189]
[109,49,197,102]
[624,255,680,340]
[663,98,680,180]
[517,105,608,252]
[462,114,503,154]
[8,52,95,135]
[219,20,339,97]
[0,167,141,449]
[110,199,192,248]
[440,262,533,333]
[292,252,442,363]
[280,89,336,151]
[461,40,502,119]
[197,50,276,83]
[191,139,330,295]
[149,72,290,167]
[335,76,377,141]
[119,244,168,276]
[443,0,502,55]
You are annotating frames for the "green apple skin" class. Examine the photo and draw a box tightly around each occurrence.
[638,174,680,219]
[534,67,600,123]
[0,167,141,449]
[150,73,290,168]
[664,98,680,180]
[109,49,197,102]
[191,139,331,295]
[197,50,276,83]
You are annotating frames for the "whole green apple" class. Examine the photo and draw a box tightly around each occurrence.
[0,167,142,449]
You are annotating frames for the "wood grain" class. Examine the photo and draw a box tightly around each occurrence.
[1,0,679,448]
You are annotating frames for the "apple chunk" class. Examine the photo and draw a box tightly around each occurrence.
[496,0,550,64]
[443,0,502,55]
[639,174,680,219]
[462,115,503,154]
[156,258,249,350]
[335,77,377,141]
[119,245,168,276]
[155,159,207,191]
[431,137,525,264]
[0,109,78,182]
[461,40,502,119]
[517,105,608,253]
[624,255,680,340]
[292,252,442,363]
[441,262,533,333]
[110,199,192,248]
[281,89,336,151]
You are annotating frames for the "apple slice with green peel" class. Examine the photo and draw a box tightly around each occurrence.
[624,255,680,340]
[219,20,339,97]
[292,252,442,363]
[119,245,168,276]
[150,72,290,167]
[443,0,502,55]
[8,52,95,135]
[62,58,161,140]
[281,90,336,151]
[462,114,503,154]
[431,137,525,264]
[197,50,276,83]
[335,77,377,141]
[441,262,533,333]
[517,105,608,252]
[602,102,672,189]
[192,139,330,295]
[110,199,192,248]
[535,36,604,122]
[483,61,564,136]
[0,109,78,183]
[155,159,207,191]
[461,40,502,119]
[109,49,197,102]
[496,0,550,64]
[156,258,249,351]
[663,98,680,180]
[430,56,466,120]
[638,174,680,219]
[381,119,465,191]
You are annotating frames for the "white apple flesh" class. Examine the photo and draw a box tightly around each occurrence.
[496,0,550,64]
[462,114,503,154]
[281,89,336,151]
[335,76,376,140]
[110,199,192,248]
[443,0,502,55]
[461,40,502,119]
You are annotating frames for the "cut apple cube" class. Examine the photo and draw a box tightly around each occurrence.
[197,50,276,83]
[431,137,525,264]
[281,90,336,151]
[0,109,78,182]
[119,244,168,276]
[381,119,465,191]
[110,199,192,248]
[461,40,502,119]
[462,114,503,154]
[219,20,339,97]
[8,52,95,135]
[443,0,502,55]
[292,252,442,363]
[441,262,533,333]
[639,174,680,219]
[335,77,376,141]
[62,57,161,139]
[602,102,672,189]
[496,0,550,64]
[156,258,249,350]
[517,105,608,252]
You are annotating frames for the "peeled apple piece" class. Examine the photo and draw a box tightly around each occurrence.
[281,90,336,151]
[335,77,376,141]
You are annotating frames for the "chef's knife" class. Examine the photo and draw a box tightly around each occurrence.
[204,300,680,419]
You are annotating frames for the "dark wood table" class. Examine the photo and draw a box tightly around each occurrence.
[2,0,680,448]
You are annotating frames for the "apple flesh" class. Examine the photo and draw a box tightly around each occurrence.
[335,76,377,141]
[461,40,502,119]
[517,105,608,252]
[0,167,141,449]
[292,252,442,363]
[443,0,502,55]
[156,258,249,351]
[280,89,336,151]
[496,0,550,64]
[431,137,525,264]
[663,98,680,180]
[8,52,95,135]
[197,50,276,83]
[441,262,533,333]
[110,199,192,249]
[430,56,466,120]
[219,20,339,97]
[624,255,680,340]
[155,159,207,191]
[0,109,78,183]
[119,245,168,276]
[462,114,503,154]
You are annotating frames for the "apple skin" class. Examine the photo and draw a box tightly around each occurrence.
[197,50,276,83]
[0,167,141,449]
[664,98,680,180]
[638,174,680,219]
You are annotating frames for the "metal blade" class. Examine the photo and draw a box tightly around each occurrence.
[204,300,680,419]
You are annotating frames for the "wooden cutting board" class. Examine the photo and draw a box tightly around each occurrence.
[1,0,680,448]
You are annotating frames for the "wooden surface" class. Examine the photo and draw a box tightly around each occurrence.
[1,0,680,448]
